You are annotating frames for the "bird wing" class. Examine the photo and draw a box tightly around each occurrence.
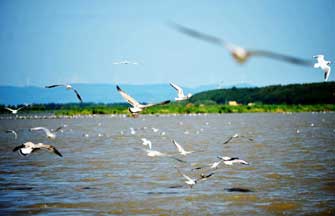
[73,89,83,103]
[4,107,15,112]
[54,126,64,132]
[30,127,51,135]
[142,100,170,108]
[197,172,215,182]
[6,130,17,139]
[169,82,184,97]
[38,143,63,157]
[324,67,331,81]
[16,106,25,111]
[249,50,314,67]
[172,140,185,153]
[12,144,24,152]
[176,167,194,181]
[45,84,65,88]
[116,85,141,107]
[223,136,234,144]
[171,22,225,47]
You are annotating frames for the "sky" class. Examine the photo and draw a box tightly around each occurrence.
[0,0,334,88]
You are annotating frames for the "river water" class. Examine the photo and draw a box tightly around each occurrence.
[0,113,334,215]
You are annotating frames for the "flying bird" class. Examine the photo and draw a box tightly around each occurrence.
[192,159,224,171]
[313,55,332,81]
[30,126,65,139]
[176,167,214,188]
[223,133,254,144]
[113,60,139,65]
[141,138,152,149]
[169,82,192,101]
[171,23,314,66]
[13,142,62,157]
[45,84,83,103]
[116,85,170,115]
[4,105,26,114]
[217,156,249,165]
[5,130,18,139]
[172,139,194,155]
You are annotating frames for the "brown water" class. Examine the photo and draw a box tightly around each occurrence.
[0,113,334,215]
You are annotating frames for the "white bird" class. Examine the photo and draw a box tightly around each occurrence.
[13,142,62,157]
[313,55,332,81]
[172,139,194,155]
[130,127,136,135]
[116,85,170,115]
[4,106,26,114]
[192,159,224,171]
[172,23,314,66]
[45,84,83,103]
[113,60,139,65]
[223,133,239,144]
[141,148,186,163]
[30,126,65,139]
[5,130,18,139]
[169,82,192,101]
[152,127,159,133]
[218,156,249,165]
[176,167,214,188]
[141,138,152,149]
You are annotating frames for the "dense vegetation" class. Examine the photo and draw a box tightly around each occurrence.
[189,82,335,105]
[1,82,334,115]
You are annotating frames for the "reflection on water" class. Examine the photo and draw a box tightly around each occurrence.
[0,113,334,215]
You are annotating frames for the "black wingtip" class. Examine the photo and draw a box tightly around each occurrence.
[161,100,170,105]
[116,85,121,91]
[53,148,63,157]
[13,145,23,152]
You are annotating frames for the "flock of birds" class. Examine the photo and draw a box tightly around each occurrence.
[2,23,333,189]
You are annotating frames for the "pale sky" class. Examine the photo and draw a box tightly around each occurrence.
[0,0,334,87]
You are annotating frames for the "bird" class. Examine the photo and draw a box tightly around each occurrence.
[116,85,170,115]
[313,55,332,81]
[217,156,249,165]
[112,60,139,65]
[223,133,254,144]
[141,138,152,149]
[4,105,26,114]
[172,139,194,155]
[192,159,224,171]
[151,127,159,133]
[13,141,62,157]
[223,133,239,144]
[30,126,65,139]
[130,127,136,135]
[5,130,18,139]
[143,149,186,163]
[169,82,192,101]
[176,167,214,188]
[171,23,314,66]
[45,84,83,103]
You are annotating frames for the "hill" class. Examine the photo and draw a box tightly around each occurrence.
[189,82,335,105]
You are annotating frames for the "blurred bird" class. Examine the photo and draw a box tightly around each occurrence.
[171,23,314,66]
[113,60,139,65]
[116,85,170,115]
[169,82,192,101]
[13,141,62,157]
[218,156,249,165]
[30,125,66,139]
[4,105,26,114]
[45,84,83,103]
[172,139,194,155]
[176,167,214,188]
[313,55,331,81]
[5,130,18,139]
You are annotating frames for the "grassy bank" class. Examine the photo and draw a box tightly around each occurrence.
[53,103,335,115]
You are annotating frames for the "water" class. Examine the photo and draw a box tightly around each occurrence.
[0,113,334,215]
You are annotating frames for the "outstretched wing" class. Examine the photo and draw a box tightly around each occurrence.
[12,144,24,152]
[4,107,15,112]
[30,127,51,135]
[73,89,83,103]
[116,85,141,107]
[6,130,17,139]
[143,100,170,108]
[45,84,65,88]
[38,144,63,157]
[176,167,194,181]
[172,140,185,153]
[324,67,331,81]
[223,136,234,144]
[169,82,184,97]
[250,50,314,67]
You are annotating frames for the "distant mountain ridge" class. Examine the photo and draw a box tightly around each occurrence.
[0,83,254,105]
